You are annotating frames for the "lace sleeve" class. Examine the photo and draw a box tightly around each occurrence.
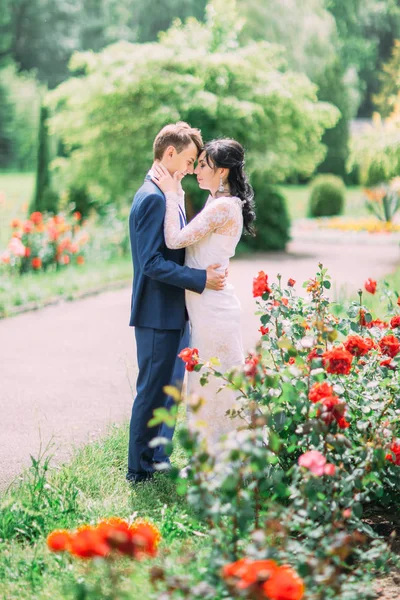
[164,193,234,249]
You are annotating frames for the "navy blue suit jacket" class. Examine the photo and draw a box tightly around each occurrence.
[129,176,207,330]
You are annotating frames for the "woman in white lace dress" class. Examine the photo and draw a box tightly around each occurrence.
[151,139,255,447]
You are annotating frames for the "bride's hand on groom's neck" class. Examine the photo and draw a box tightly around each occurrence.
[151,163,183,195]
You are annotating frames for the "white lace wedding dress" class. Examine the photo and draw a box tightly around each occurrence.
[164,191,245,448]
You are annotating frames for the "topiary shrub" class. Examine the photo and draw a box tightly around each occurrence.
[242,171,291,251]
[308,174,345,218]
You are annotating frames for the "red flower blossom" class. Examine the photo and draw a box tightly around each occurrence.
[23,220,34,234]
[76,255,85,265]
[253,271,271,298]
[343,335,374,357]
[367,318,388,330]
[31,257,42,270]
[397,297,400,307]
[390,315,400,329]
[129,519,161,558]
[11,218,22,229]
[222,558,279,589]
[259,325,269,336]
[73,211,82,221]
[47,530,71,552]
[262,565,305,600]
[24,247,31,258]
[318,396,347,426]
[244,353,260,379]
[379,335,400,358]
[364,278,377,294]
[287,357,295,365]
[380,357,397,370]
[178,347,199,372]
[307,348,321,362]
[337,416,350,429]
[287,278,296,287]
[69,526,110,559]
[281,298,289,306]
[322,347,353,375]
[30,211,43,225]
[386,441,400,466]
[308,381,334,404]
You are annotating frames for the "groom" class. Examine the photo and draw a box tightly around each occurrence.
[127,121,226,484]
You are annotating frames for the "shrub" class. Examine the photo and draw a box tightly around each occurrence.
[0,210,89,274]
[152,265,400,599]
[308,174,345,217]
[241,172,291,251]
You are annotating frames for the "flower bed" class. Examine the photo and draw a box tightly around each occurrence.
[151,266,400,599]
[0,211,89,274]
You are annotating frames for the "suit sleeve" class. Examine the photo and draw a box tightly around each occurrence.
[133,193,207,294]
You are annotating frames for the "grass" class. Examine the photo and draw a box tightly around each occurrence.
[0,172,35,248]
[0,256,132,318]
[280,185,368,221]
[0,420,209,600]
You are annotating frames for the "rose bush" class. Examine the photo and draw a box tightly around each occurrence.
[0,211,89,274]
[152,265,400,599]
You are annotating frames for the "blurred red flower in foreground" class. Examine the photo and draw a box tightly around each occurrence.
[386,441,400,466]
[47,518,161,560]
[364,278,377,294]
[222,557,305,600]
[253,271,271,298]
[178,347,199,371]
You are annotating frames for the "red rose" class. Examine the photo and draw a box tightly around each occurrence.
[281,298,289,306]
[343,335,373,357]
[386,441,400,466]
[287,278,296,287]
[178,347,199,372]
[367,318,388,330]
[73,211,82,221]
[380,357,397,370]
[31,257,42,270]
[253,271,271,298]
[30,211,43,225]
[390,315,400,329]
[24,247,31,258]
[322,348,353,375]
[259,325,269,336]
[262,565,305,600]
[308,381,334,404]
[307,348,321,362]
[364,278,377,294]
[337,417,350,429]
[244,353,260,379]
[379,335,400,358]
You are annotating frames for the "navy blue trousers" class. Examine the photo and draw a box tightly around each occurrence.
[127,323,189,476]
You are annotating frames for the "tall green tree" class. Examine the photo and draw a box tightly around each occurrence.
[325,0,400,116]
[47,0,339,205]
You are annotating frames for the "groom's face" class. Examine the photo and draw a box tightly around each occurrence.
[164,141,198,177]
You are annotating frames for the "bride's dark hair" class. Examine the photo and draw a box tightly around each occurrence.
[203,138,256,236]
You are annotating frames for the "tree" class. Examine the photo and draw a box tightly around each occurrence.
[237,0,337,81]
[31,105,58,213]
[374,39,400,117]
[47,0,339,206]
[325,0,400,116]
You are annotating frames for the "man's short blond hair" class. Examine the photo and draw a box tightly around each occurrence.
[153,121,203,160]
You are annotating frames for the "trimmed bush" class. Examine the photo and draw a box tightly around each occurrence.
[242,172,291,251]
[308,174,345,218]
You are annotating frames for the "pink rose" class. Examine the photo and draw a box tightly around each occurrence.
[298,450,327,476]
[8,236,25,257]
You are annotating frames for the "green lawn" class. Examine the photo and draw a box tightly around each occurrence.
[0,172,35,248]
[0,420,207,600]
[0,256,132,318]
[279,185,368,221]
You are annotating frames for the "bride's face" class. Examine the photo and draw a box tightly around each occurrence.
[194,151,223,193]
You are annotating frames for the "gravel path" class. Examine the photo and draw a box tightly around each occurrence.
[1,239,399,490]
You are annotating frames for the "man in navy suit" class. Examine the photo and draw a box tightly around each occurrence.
[127,122,226,484]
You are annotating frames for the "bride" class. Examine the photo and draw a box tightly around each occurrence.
[151,138,255,447]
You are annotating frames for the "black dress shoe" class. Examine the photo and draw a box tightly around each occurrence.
[126,471,153,484]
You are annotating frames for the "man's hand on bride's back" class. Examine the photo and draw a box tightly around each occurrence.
[206,264,226,291]
[151,163,183,194]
